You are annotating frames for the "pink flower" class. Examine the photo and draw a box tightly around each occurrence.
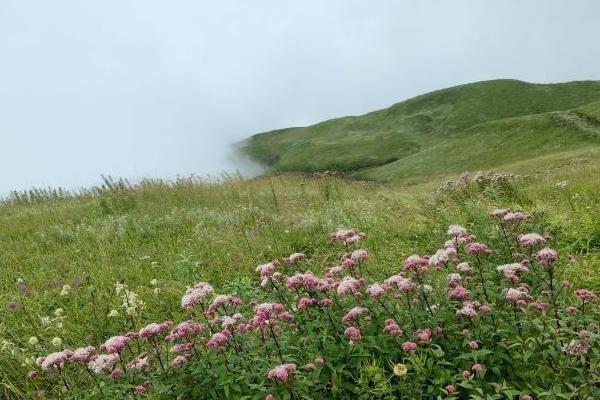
[562,340,590,355]
[366,283,389,299]
[207,295,241,315]
[462,370,471,378]
[165,320,203,341]
[466,242,491,255]
[517,233,546,248]
[171,355,190,368]
[565,306,578,315]
[342,307,369,325]
[135,385,147,394]
[497,263,529,277]
[385,275,417,293]
[404,255,429,272]
[401,341,417,352]
[340,258,355,270]
[468,341,479,349]
[471,363,483,373]
[88,354,120,374]
[574,289,597,301]
[110,368,125,379]
[503,211,530,222]
[40,350,73,370]
[181,282,214,309]
[315,357,324,366]
[456,304,478,319]
[535,248,558,267]
[415,329,431,343]
[320,298,333,307]
[206,330,232,349]
[304,363,315,370]
[286,272,330,291]
[445,384,455,394]
[27,370,37,380]
[522,396,533,400]
[256,261,279,280]
[266,395,275,400]
[297,297,317,310]
[250,303,289,329]
[127,353,150,370]
[267,363,297,383]
[449,285,470,301]
[350,249,368,261]
[490,208,510,219]
[456,262,472,273]
[330,229,366,244]
[344,327,362,343]
[480,305,492,315]
[100,335,130,354]
[429,248,452,268]
[138,321,173,339]
[69,346,96,363]
[504,287,532,305]
[337,276,362,295]
[447,225,467,237]
[171,343,193,354]
[284,252,305,264]
[446,273,462,287]
[383,319,403,336]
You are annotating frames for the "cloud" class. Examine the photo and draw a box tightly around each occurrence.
[1,0,599,192]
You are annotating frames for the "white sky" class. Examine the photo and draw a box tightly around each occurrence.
[1,0,600,192]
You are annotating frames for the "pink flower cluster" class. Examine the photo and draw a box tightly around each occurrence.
[284,252,305,264]
[165,320,203,341]
[207,295,242,315]
[383,319,403,336]
[267,363,297,383]
[574,289,597,301]
[517,233,546,248]
[100,335,131,354]
[535,248,558,267]
[344,326,362,342]
[504,287,533,306]
[138,321,173,339]
[341,306,369,325]
[330,228,366,244]
[181,282,214,309]
[337,276,363,295]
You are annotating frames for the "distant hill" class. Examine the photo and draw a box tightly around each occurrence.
[241,79,600,182]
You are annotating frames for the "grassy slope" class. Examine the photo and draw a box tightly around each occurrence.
[1,157,599,397]
[242,79,600,178]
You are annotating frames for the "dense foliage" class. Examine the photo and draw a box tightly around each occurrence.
[24,207,599,399]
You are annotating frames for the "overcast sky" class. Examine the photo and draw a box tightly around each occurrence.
[1,0,600,193]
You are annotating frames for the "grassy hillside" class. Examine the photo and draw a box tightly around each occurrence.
[242,79,600,179]
[1,159,599,398]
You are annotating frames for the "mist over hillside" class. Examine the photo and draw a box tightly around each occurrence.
[242,79,600,182]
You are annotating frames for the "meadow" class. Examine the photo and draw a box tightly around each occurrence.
[1,152,599,398]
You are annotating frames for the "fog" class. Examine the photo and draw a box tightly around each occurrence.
[1,0,600,193]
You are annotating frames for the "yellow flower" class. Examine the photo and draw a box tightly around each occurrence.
[393,363,407,377]
[108,309,119,318]
[51,337,62,347]
[28,336,39,346]
[150,279,158,286]
[54,308,64,317]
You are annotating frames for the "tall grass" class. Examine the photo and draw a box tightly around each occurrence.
[0,161,599,398]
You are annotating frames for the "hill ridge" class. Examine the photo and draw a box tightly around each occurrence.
[241,79,600,181]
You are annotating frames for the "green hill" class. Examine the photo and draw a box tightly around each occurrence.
[241,79,600,181]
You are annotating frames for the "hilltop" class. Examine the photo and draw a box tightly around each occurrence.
[241,79,600,182]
